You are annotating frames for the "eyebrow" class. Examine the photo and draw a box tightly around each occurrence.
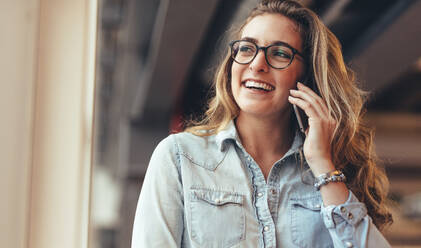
[241,36,295,48]
[242,37,258,43]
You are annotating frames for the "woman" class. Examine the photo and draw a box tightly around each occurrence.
[132,0,393,247]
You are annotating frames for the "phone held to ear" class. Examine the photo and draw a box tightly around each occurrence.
[293,81,312,137]
[293,103,308,136]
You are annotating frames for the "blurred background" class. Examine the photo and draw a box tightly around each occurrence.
[90,0,421,247]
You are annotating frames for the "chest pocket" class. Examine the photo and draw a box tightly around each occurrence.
[290,195,334,248]
[189,188,245,248]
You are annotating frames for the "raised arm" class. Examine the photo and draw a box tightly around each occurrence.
[289,82,391,247]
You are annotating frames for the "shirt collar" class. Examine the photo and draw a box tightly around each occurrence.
[215,120,241,152]
[283,128,304,159]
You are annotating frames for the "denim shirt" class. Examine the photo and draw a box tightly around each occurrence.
[132,121,391,248]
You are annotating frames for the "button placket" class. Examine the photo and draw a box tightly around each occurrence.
[247,156,253,162]
[239,148,272,247]
[270,188,277,195]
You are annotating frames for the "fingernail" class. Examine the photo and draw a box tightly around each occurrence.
[297,82,302,87]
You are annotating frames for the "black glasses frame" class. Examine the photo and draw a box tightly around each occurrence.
[229,39,305,69]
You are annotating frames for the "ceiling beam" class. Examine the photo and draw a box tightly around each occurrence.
[130,0,221,123]
[351,0,421,91]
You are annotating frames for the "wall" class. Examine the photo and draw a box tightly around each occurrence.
[0,1,39,247]
[0,0,97,247]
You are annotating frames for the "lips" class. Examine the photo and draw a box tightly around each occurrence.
[242,79,275,92]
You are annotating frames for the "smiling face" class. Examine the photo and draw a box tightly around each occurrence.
[231,13,305,120]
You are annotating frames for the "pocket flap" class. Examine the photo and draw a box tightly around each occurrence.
[191,188,243,206]
[291,196,322,211]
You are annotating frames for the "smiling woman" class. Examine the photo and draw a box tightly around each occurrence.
[231,14,305,122]
[131,1,392,247]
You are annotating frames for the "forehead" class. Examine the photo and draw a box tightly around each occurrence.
[241,13,302,50]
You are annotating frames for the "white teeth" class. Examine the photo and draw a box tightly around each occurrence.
[244,80,274,91]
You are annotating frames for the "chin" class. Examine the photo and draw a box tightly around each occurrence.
[239,107,280,118]
[239,103,290,119]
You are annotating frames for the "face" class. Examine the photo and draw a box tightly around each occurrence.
[231,13,305,119]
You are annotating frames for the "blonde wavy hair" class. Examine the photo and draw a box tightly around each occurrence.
[186,0,392,230]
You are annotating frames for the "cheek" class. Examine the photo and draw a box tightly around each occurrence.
[274,74,298,91]
[231,63,241,82]
[295,63,306,81]
[231,60,249,80]
[230,65,238,93]
[281,64,305,87]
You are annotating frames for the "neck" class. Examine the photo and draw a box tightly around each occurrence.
[235,111,294,160]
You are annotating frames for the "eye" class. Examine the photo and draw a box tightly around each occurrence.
[238,45,255,54]
[271,48,291,59]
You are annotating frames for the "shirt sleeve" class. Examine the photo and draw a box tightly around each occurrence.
[131,135,184,248]
[320,190,391,248]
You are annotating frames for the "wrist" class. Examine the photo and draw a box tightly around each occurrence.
[308,159,336,177]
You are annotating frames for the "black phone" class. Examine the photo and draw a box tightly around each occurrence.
[292,80,318,137]
[293,103,308,136]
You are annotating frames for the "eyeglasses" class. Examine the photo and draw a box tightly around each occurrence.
[229,40,305,69]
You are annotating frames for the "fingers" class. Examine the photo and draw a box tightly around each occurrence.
[297,82,319,99]
[288,95,320,119]
[289,83,328,119]
[297,82,329,115]
[289,89,325,118]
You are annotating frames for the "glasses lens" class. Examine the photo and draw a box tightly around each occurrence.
[231,41,256,64]
[267,45,293,69]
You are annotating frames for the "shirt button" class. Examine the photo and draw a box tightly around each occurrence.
[347,212,353,220]
[215,199,221,204]
[340,206,346,213]
[270,189,277,195]
[345,241,353,247]
[264,226,270,231]
[257,192,263,197]
[315,204,321,208]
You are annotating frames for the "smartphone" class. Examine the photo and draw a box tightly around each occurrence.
[292,80,316,137]
[293,103,308,136]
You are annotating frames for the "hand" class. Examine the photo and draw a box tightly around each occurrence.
[288,82,337,176]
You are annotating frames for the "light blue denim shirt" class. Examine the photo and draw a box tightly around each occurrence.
[132,121,391,248]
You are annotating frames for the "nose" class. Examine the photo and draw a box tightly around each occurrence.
[249,49,269,73]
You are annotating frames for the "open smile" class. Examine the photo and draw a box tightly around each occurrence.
[242,80,275,92]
